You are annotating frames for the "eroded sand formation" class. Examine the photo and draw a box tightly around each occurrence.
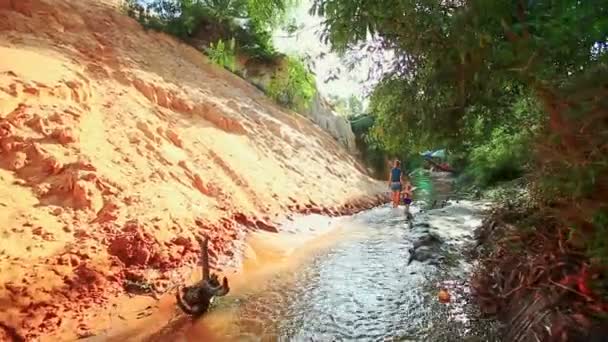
[0,0,384,340]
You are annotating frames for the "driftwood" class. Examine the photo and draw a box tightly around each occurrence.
[175,236,229,316]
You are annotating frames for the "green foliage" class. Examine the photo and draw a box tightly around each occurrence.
[267,57,317,112]
[247,0,294,29]
[124,0,295,59]
[141,0,209,38]
[367,76,435,156]
[123,0,320,113]
[329,95,364,118]
[457,88,543,186]
[314,0,607,180]
[466,126,530,187]
[349,113,373,135]
[238,21,277,59]
[240,0,298,58]
[315,0,608,300]
[311,0,608,147]
[207,38,237,71]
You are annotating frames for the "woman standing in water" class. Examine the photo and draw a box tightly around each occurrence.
[388,159,404,208]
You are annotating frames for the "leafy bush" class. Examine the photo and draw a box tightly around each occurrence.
[123,0,292,59]
[267,57,316,112]
[236,21,277,60]
[246,0,291,28]
[207,38,237,71]
[139,0,208,38]
[465,127,532,187]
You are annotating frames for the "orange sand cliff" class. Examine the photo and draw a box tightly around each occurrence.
[0,0,384,340]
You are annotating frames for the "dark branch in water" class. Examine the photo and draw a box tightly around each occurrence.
[175,235,230,317]
[196,235,210,281]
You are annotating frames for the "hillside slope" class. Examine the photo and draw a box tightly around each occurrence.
[0,0,384,340]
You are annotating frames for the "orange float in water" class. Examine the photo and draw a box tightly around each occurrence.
[438,288,451,303]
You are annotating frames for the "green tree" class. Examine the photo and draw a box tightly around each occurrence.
[311,0,608,149]
[127,0,297,58]
[267,57,317,112]
[312,0,608,335]
[207,37,237,71]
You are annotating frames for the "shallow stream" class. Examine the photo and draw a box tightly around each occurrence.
[106,171,499,341]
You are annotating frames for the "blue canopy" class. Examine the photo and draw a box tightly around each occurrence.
[420,149,446,159]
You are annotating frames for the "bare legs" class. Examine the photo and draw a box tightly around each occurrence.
[391,191,400,208]
[404,203,413,219]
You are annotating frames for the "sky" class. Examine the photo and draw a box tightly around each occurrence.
[272,0,391,102]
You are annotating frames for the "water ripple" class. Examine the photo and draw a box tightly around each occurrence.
[152,173,499,341]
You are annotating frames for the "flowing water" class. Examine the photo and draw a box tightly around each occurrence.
[107,171,499,342]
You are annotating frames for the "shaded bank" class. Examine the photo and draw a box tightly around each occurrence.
[469,187,608,341]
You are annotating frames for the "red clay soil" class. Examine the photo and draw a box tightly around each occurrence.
[0,0,387,340]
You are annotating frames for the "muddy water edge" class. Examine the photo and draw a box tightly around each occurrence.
[96,171,500,341]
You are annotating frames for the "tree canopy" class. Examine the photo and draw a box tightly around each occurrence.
[124,0,298,58]
[311,0,608,154]
[312,1,608,321]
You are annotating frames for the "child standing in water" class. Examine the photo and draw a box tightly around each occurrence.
[402,175,414,219]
